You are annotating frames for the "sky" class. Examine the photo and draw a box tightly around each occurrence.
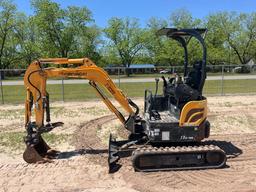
[14,0,256,27]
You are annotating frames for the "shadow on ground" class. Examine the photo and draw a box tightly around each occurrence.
[57,148,108,159]
[56,140,243,173]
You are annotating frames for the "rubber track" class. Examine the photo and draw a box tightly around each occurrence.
[132,145,226,172]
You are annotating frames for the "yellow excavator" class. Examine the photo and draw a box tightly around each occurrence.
[23,28,226,172]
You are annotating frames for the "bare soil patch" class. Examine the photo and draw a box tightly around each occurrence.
[0,95,256,192]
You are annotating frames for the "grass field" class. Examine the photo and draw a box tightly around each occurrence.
[0,131,71,152]
[1,79,256,103]
[110,72,256,79]
[2,72,256,81]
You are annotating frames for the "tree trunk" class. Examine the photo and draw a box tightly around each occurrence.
[125,67,131,77]
[0,70,4,80]
[124,60,132,77]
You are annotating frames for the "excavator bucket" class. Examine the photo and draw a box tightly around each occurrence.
[23,135,58,163]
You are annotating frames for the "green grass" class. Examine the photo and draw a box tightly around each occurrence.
[0,131,71,152]
[2,71,256,81]
[0,132,25,152]
[0,109,24,120]
[105,72,256,79]
[204,79,256,95]
[2,76,24,81]
[0,79,256,104]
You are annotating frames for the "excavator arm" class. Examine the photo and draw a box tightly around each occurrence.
[23,58,141,163]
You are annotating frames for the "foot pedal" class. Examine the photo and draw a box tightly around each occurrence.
[151,110,161,120]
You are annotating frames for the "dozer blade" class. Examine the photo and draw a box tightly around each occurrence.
[108,134,120,173]
[23,135,58,163]
[132,145,226,172]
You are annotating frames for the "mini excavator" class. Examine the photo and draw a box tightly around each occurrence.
[23,28,226,172]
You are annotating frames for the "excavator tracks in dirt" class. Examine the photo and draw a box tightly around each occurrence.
[132,145,226,172]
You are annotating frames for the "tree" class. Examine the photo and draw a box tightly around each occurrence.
[144,17,168,65]
[70,23,101,62]
[207,12,256,64]
[172,9,203,65]
[99,45,121,67]
[170,8,201,28]
[12,15,41,68]
[0,0,17,69]
[63,6,101,61]
[144,17,188,66]
[31,0,98,59]
[246,13,256,62]
[104,17,147,76]
[205,14,229,65]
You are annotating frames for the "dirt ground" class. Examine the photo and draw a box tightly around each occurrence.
[0,95,256,192]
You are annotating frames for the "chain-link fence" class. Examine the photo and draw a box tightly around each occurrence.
[0,64,255,104]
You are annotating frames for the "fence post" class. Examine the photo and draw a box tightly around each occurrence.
[118,67,120,87]
[0,71,4,104]
[221,65,224,96]
[61,78,64,102]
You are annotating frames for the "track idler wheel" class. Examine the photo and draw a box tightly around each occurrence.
[23,135,59,163]
[206,151,226,165]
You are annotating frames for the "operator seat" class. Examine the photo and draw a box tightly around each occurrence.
[174,74,200,109]
[185,62,202,91]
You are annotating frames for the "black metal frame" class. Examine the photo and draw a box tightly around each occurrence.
[108,28,215,173]
[157,28,207,94]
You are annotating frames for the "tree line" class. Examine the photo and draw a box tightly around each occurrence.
[0,0,256,70]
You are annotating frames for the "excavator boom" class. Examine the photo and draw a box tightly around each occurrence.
[23,58,141,163]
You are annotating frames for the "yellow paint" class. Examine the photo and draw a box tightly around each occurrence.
[24,58,134,128]
[179,99,207,127]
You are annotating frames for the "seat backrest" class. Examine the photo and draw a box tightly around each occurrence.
[185,63,202,91]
